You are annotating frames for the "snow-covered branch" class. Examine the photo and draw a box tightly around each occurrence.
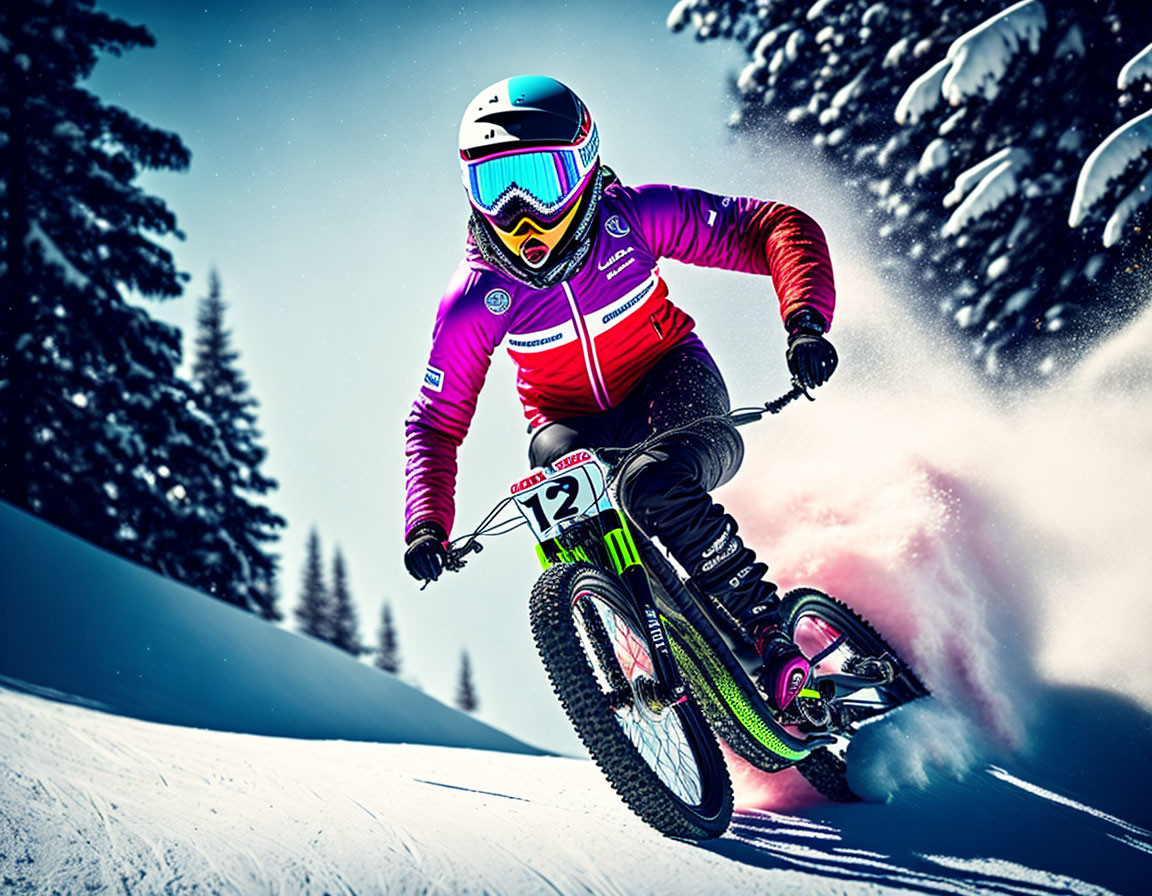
[1069,108,1152,241]
[942,149,1031,238]
[1119,42,1152,92]
[941,0,1047,106]
[896,0,1048,124]
[895,58,949,125]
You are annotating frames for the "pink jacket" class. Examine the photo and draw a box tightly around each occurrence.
[405,182,836,538]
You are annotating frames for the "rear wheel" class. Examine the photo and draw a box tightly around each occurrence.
[530,563,733,839]
[782,588,929,802]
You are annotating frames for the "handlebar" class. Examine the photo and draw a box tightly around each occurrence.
[436,380,812,577]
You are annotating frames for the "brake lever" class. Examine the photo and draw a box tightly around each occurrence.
[793,378,816,402]
[442,538,483,572]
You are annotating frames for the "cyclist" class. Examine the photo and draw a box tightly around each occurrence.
[403,76,837,710]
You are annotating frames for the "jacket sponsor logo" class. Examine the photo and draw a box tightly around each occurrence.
[423,364,445,392]
[606,258,635,280]
[508,331,564,350]
[485,288,512,315]
[605,215,630,238]
[598,246,633,270]
[601,281,653,325]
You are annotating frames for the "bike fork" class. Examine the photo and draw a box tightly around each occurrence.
[621,564,689,708]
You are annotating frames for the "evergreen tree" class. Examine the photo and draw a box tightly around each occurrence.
[455,649,478,713]
[669,0,1152,379]
[295,529,330,641]
[375,601,401,674]
[255,569,283,623]
[0,0,250,595]
[189,269,285,612]
[328,547,362,656]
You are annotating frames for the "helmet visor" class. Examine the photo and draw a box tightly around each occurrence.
[462,125,599,231]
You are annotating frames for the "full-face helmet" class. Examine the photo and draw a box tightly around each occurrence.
[459,76,603,286]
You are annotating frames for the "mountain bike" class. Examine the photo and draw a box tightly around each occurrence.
[442,385,929,840]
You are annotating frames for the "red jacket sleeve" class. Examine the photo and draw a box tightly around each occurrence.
[618,184,836,328]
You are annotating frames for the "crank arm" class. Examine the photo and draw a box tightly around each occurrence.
[814,667,894,701]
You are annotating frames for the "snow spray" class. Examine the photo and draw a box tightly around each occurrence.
[715,248,1152,807]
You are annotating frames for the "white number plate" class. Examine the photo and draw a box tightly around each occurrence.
[509,449,612,540]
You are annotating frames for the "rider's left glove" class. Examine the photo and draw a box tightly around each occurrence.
[404,521,449,582]
[786,309,838,390]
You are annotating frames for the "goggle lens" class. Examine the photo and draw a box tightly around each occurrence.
[468,149,580,213]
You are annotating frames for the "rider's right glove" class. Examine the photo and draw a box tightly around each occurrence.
[404,520,449,582]
[785,308,838,390]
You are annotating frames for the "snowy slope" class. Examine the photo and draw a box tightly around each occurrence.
[2,498,1152,893]
[2,683,1150,895]
[0,500,538,754]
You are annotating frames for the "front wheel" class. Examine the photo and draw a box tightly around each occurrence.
[530,563,733,839]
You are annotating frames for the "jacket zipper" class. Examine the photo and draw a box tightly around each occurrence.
[561,281,611,409]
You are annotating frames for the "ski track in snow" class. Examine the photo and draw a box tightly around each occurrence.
[2,686,1148,896]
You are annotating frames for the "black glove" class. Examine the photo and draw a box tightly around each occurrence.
[785,309,838,390]
[404,521,449,582]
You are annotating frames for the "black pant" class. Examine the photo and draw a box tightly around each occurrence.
[528,342,770,616]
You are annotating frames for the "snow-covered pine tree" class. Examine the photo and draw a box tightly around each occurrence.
[455,650,478,713]
[375,601,401,674]
[669,0,1152,379]
[0,0,246,594]
[295,529,330,641]
[892,1,1152,377]
[328,548,362,656]
[190,269,285,613]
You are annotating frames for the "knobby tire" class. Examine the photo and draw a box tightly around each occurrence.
[530,562,733,840]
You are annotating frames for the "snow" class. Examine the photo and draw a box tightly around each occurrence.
[941,148,1030,236]
[1118,41,1152,91]
[737,59,764,95]
[665,0,694,32]
[884,36,910,69]
[2,678,1149,895]
[898,3,1048,125]
[895,58,948,125]
[941,0,1047,106]
[944,146,1030,207]
[832,70,867,111]
[1069,108,1152,229]
[806,0,833,22]
[3,465,1152,893]
[917,138,950,176]
[0,501,537,753]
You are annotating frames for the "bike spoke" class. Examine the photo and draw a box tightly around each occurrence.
[575,593,704,807]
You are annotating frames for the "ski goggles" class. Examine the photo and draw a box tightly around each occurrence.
[461,124,599,232]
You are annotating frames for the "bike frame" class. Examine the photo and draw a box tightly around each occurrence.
[512,448,833,770]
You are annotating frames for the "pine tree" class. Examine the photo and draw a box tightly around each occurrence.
[455,649,478,713]
[375,601,401,674]
[669,0,1152,379]
[255,569,283,623]
[0,0,249,594]
[189,269,285,611]
[328,548,362,656]
[295,529,330,641]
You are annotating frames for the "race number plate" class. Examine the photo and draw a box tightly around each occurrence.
[509,449,612,540]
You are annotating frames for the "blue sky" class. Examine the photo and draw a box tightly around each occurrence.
[85,0,865,751]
